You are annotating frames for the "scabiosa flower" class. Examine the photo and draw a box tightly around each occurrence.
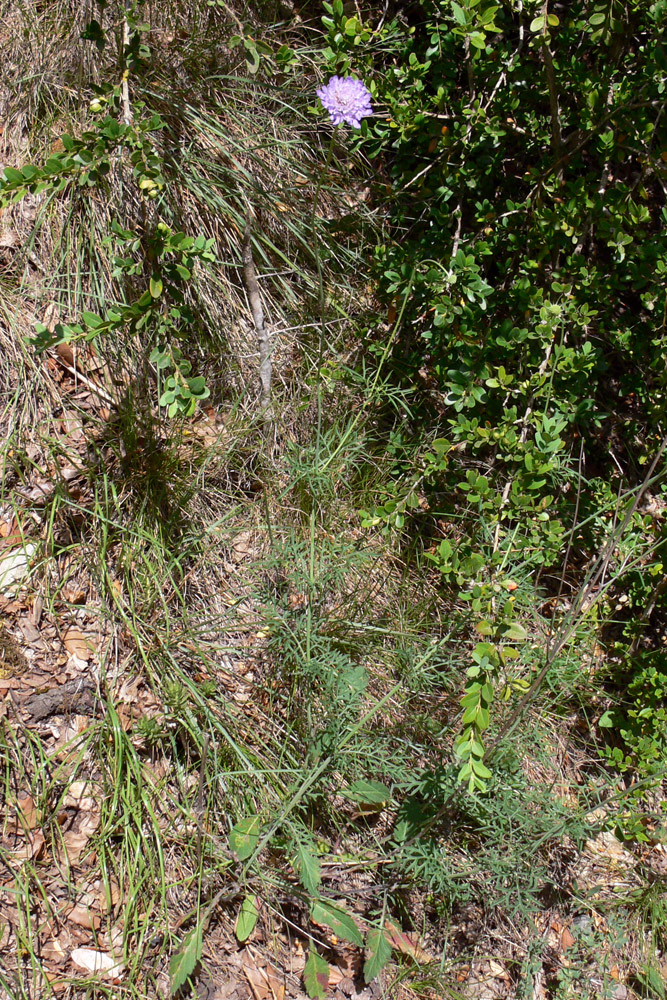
[317,75,373,129]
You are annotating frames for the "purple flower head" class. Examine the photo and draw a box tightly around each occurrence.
[317,75,373,129]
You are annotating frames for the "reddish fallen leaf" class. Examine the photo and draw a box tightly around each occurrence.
[383,920,429,962]
[0,517,17,539]
[264,964,286,1000]
[56,343,75,368]
[43,969,69,993]
[560,926,575,950]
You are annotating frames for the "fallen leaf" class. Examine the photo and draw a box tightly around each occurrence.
[59,830,93,865]
[70,948,124,978]
[42,302,59,331]
[383,920,429,962]
[63,627,94,662]
[67,904,101,931]
[264,963,286,1000]
[56,343,75,368]
[560,926,575,950]
[242,955,272,1000]
[63,588,87,605]
[15,792,40,830]
[63,780,99,813]
[0,517,17,539]
[11,829,45,862]
[488,959,511,982]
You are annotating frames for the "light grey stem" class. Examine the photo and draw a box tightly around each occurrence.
[121,13,132,126]
[243,213,274,438]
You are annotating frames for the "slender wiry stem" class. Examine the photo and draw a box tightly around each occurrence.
[311,129,337,463]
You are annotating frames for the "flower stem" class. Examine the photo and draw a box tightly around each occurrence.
[311,127,337,464]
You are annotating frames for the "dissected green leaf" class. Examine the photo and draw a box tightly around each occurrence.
[169,923,202,995]
[363,926,392,983]
[293,839,322,895]
[304,949,329,999]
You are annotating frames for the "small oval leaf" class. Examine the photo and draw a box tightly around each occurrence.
[235,895,259,942]
[229,815,261,861]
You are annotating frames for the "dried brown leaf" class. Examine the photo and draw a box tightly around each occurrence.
[67,903,100,931]
[63,626,94,662]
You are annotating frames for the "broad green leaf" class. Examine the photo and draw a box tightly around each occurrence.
[304,949,329,999]
[2,166,24,184]
[235,895,259,942]
[503,622,527,641]
[229,815,261,861]
[169,923,202,995]
[310,899,364,946]
[293,840,321,895]
[476,707,490,731]
[187,375,208,395]
[150,275,164,298]
[450,1,466,25]
[471,757,492,779]
[363,926,392,983]
[340,780,391,806]
[530,15,545,32]
[81,311,105,330]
